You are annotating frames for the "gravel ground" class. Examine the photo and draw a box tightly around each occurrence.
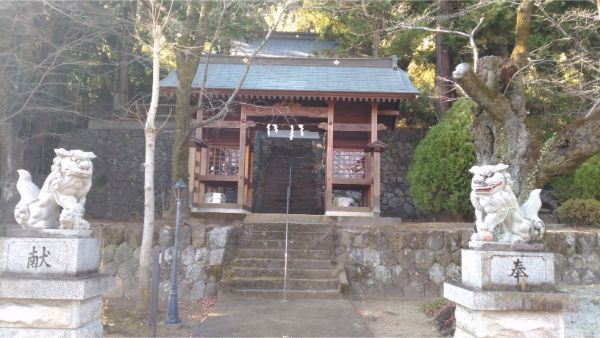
[352,297,441,337]
[103,286,599,337]
[561,284,600,338]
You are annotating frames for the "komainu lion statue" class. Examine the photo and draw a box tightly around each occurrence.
[469,163,545,243]
[14,148,96,230]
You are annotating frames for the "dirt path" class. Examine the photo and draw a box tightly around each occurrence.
[352,297,441,337]
[103,296,439,337]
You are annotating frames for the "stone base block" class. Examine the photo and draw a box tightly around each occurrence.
[461,248,554,290]
[0,296,101,329]
[454,304,564,338]
[0,319,103,338]
[0,273,114,300]
[444,282,575,311]
[0,237,99,276]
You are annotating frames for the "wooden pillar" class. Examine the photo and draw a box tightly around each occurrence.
[237,103,247,206]
[188,146,196,204]
[193,94,205,206]
[371,102,381,215]
[325,100,334,211]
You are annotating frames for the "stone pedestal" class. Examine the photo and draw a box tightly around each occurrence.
[0,233,114,337]
[444,242,574,338]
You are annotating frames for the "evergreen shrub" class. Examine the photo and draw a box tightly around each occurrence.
[549,154,600,204]
[573,154,600,200]
[407,99,476,219]
[555,199,600,227]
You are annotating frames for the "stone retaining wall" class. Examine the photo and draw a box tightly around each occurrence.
[93,222,236,301]
[337,225,600,297]
[379,128,425,219]
[93,221,599,301]
[61,129,173,220]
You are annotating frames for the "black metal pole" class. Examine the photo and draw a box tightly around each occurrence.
[165,195,182,324]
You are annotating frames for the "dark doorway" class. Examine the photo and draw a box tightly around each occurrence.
[252,132,324,214]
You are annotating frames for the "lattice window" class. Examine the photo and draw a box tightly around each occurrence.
[333,150,365,179]
[207,147,239,175]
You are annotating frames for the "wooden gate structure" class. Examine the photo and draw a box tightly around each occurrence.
[160,55,418,217]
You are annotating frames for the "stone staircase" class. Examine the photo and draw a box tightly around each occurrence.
[253,139,323,215]
[222,222,344,298]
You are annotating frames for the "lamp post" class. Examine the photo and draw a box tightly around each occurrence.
[165,179,187,324]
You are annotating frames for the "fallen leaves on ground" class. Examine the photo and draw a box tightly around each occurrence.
[189,297,218,323]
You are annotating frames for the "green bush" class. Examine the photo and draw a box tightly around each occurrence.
[548,154,600,203]
[555,198,600,227]
[573,154,600,200]
[407,99,476,219]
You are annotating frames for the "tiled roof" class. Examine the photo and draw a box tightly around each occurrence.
[231,37,336,57]
[160,56,419,99]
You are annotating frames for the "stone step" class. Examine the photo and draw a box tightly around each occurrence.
[226,277,339,290]
[226,289,341,299]
[238,239,334,250]
[236,248,335,260]
[233,258,336,270]
[240,231,333,241]
[244,223,332,233]
[232,267,338,279]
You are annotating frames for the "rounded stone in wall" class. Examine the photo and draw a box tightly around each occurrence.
[374,265,392,282]
[178,225,193,248]
[414,250,435,269]
[113,242,133,266]
[159,227,174,248]
[101,261,117,275]
[181,245,196,266]
[206,282,218,297]
[568,254,585,270]
[427,231,444,251]
[577,234,598,255]
[581,269,596,284]
[428,262,445,284]
[103,244,116,263]
[190,281,206,300]
[585,252,600,273]
[563,268,581,284]
[445,263,461,282]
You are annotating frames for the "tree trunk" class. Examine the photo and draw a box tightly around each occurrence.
[0,120,24,228]
[138,26,161,308]
[171,2,210,215]
[435,0,450,115]
[452,0,599,199]
[372,28,380,57]
[511,0,534,67]
[453,58,533,198]
[172,54,199,186]
[114,3,132,111]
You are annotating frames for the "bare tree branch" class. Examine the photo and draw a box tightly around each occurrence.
[186,0,300,136]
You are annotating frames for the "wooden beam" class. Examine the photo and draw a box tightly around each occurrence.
[197,175,238,183]
[332,177,371,187]
[318,122,387,132]
[371,102,381,215]
[378,109,400,116]
[245,103,328,118]
[237,104,247,205]
[203,120,241,129]
[325,100,334,211]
